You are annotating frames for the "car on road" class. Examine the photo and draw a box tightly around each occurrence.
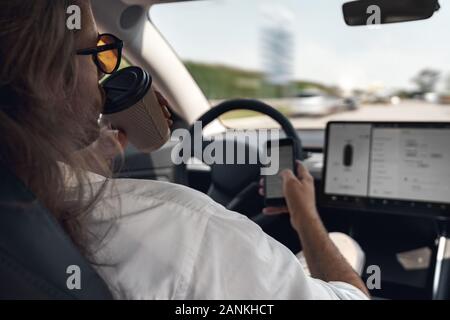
[290,89,353,117]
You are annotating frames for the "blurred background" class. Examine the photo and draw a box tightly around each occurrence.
[150,0,450,129]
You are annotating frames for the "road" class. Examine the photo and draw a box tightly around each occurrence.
[221,100,450,129]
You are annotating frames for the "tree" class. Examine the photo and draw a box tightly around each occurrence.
[412,69,441,93]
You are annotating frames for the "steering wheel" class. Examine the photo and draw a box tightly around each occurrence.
[174,99,305,214]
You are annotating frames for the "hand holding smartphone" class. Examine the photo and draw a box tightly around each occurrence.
[264,138,297,206]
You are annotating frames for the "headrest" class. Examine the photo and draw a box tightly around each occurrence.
[0,166,113,300]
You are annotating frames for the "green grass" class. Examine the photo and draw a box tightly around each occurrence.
[184,61,337,100]
[221,110,262,120]
[220,105,292,120]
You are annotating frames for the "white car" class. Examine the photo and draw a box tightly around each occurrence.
[290,90,345,116]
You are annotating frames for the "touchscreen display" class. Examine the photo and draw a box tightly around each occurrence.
[325,123,450,204]
[325,124,371,197]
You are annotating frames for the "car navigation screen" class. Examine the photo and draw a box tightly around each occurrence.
[323,122,450,215]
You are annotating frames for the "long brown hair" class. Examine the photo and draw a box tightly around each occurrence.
[0,1,111,257]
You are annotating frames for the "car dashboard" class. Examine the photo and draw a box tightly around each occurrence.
[114,126,450,300]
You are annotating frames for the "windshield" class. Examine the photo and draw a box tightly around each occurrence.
[150,0,450,129]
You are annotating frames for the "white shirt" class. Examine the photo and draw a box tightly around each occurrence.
[84,173,367,300]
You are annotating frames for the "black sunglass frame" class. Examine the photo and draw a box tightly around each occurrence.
[76,33,124,74]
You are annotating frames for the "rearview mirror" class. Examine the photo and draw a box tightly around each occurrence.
[343,0,440,26]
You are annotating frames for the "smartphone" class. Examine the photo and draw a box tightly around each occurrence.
[264,138,296,206]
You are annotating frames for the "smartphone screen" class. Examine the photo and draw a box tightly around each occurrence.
[264,139,295,206]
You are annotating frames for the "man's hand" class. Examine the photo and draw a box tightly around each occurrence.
[259,161,369,297]
[259,161,319,233]
[77,90,174,176]
[155,90,174,128]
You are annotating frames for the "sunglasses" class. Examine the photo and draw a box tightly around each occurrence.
[76,33,124,74]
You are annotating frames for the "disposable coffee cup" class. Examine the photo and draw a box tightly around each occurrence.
[101,66,170,153]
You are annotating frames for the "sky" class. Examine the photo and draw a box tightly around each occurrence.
[150,0,450,92]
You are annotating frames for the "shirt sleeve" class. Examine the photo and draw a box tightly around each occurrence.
[183,205,368,300]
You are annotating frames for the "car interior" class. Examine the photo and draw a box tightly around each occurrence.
[1,0,449,300]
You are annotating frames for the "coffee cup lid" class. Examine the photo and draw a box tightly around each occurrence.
[102,66,152,114]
